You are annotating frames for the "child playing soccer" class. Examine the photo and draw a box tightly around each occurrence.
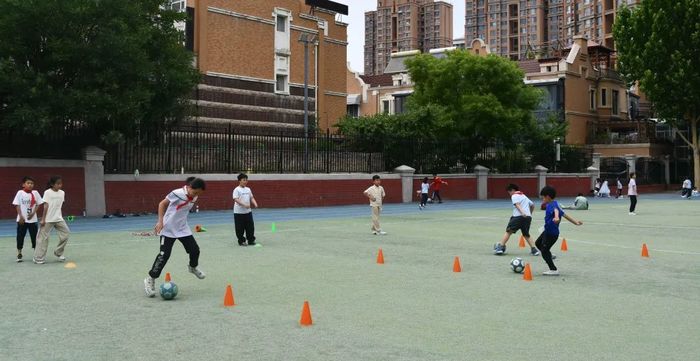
[364,175,386,235]
[537,186,583,275]
[12,177,43,262]
[233,173,258,246]
[494,184,540,256]
[417,177,430,210]
[34,176,70,264]
[430,174,448,203]
[144,178,207,297]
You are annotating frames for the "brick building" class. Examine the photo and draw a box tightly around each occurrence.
[364,0,454,75]
[175,0,348,133]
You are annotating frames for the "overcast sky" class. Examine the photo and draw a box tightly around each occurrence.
[335,0,465,74]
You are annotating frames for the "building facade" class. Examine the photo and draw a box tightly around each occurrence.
[464,0,639,60]
[177,0,348,133]
[364,0,453,75]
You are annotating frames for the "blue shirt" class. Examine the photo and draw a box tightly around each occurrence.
[544,201,565,236]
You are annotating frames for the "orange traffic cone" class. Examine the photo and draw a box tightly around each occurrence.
[453,256,462,273]
[164,272,172,282]
[195,225,207,232]
[223,284,235,307]
[376,248,385,264]
[523,263,533,281]
[518,235,526,248]
[641,243,649,258]
[300,301,313,326]
[561,239,568,252]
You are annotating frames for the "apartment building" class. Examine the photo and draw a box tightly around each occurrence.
[465,0,639,60]
[171,0,348,133]
[364,0,453,75]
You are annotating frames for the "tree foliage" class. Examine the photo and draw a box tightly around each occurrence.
[614,0,700,185]
[0,0,199,142]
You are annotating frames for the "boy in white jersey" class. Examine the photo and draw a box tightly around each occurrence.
[233,173,258,246]
[11,176,43,262]
[494,184,540,256]
[144,178,207,297]
[364,175,386,235]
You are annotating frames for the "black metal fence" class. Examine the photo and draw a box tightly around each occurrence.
[2,123,593,174]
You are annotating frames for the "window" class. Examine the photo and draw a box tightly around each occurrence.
[601,89,607,106]
[347,104,360,118]
[612,90,619,115]
[276,14,288,32]
[276,74,288,93]
[382,100,390,114]
[589,89,596,110]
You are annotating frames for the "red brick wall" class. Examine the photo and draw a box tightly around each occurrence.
[104,179,402,214]
[546,177,591,197]
[412,177,477,200]
[0,167,85,219]
[488,177,537,199]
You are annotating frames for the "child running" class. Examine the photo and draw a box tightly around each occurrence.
[144,178,207,297]
[34,176,70,264]
[418,177,429,210]
[12,177,43,262]
[537,186,583,275]
[233,173,258,246]
[364,175,386,235]
[494,184,540,256]
[430,174,448,203]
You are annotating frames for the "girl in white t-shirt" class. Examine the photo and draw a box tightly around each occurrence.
[34,176,70,264]
[12,176,43,262]
[417,177,430,209]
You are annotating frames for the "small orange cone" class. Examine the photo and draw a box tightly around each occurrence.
[195,225,207,232]
[561,239,568,252]
[523,263,533,281]
[453,256,462,272]
[223,284,235,307]
[164,272,172,282]
[300,301,313,326]
[641,243,649,258]
[518,235,526,248]
[376,248,384,264]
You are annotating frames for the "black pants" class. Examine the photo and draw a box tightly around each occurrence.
[148,235,199,279]
[432,190,442,203]
[234,213,256,244]
[16,222,38,250]
[682,188,691,197]
[535,232,559,271]
[629,195,637,212]
[420,193,428,206]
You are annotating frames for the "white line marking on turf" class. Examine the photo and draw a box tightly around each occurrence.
[568,238,700,255]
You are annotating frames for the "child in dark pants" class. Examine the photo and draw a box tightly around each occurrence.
[12,177,43,262]
[537,186,583,276]
[233,173,258,246]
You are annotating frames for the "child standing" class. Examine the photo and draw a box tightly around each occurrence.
[364,175,386,235]
[430,174,448,203]
[537,186,583,275]
[494,184,540,256]
[12,177,43,262]
[232,173,258,246]
[144,178,207,297]
[418,177,430,209]
[628,172,638,215]
[34,176,69,264]
[616,178,624,199]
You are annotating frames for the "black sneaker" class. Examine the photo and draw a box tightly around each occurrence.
[16,253,23,263]
[530,247,541,256]
[247,242,256,247]
[493,244,506,255]
[238,242,247,246]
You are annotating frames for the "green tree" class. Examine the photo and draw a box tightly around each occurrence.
[0,0,199,142]
[405,51,542,152]
[614,1,700,186]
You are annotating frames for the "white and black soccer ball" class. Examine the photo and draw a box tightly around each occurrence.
[510,257,525,273]
[159,281,179,300]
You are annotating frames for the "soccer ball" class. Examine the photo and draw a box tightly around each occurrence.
[160,281,179,300]
[510,258,525,273]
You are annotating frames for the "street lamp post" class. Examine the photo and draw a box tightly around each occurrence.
[299,33,317,173]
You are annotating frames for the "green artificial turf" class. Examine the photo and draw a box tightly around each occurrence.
[1,199,699,361]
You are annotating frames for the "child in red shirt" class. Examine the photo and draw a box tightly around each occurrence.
[430,174,448,203]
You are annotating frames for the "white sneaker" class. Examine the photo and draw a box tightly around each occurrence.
[188,266,206,279]
[33,258,45,265]
[543,270,560,276]
[372,231,378,235]
[378,231,387,235]
[629,212,636,216]
[55,253,65,262]
[144,277,156,297]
